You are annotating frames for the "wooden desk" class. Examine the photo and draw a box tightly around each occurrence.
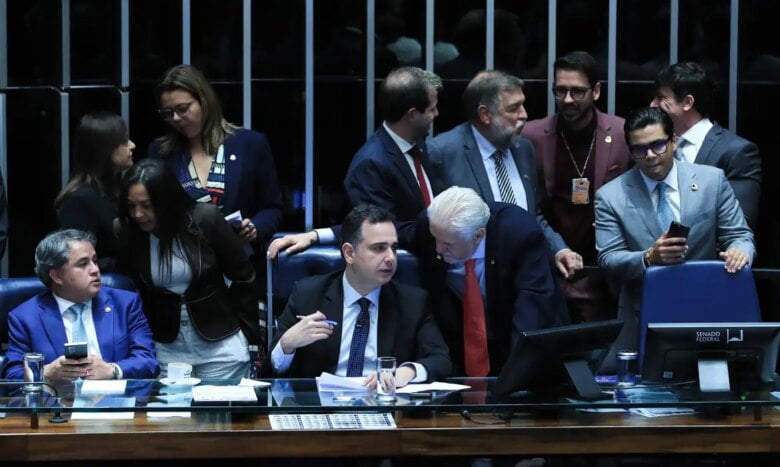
[0,409,777,461]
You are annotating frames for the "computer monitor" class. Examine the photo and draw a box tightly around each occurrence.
[641,322,780,393]
[492,319,624,401]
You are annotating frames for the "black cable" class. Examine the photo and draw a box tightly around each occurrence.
[459,409,512,425]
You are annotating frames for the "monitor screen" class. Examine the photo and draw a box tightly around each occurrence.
[492,319,624,401]
[641,322,780,392]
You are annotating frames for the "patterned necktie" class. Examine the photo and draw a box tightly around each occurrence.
[463,259,490,376]
[491,150,517,204]
[655,182,675,231]
[346,297,371,377]
[408,145,431,207]
[69,303,87,344]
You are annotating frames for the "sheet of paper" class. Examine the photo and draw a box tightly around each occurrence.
[71,396,136,420]
[239,377,271,388]
[396,381,471,394]
[80,379,127,395]
[192,385,258,402]
[224,210,243,228]
[630,407,695,418]
[316,372,368,392]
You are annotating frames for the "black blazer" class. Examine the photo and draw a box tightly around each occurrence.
[271,270,452,381]
[120,203,261,345]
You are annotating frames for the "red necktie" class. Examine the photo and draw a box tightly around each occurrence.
[463,259,490,376]
[408,145,431,207]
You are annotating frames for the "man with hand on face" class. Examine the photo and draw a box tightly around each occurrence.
[595,107,754,358]
[524,51,632,324]
[2,229,159,382]
[269,205,451,387]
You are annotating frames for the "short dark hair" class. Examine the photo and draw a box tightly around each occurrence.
[379,67,442,123]
[341,205,396,248]
[654,62,714,117]
[554,51,600,88]
[35,229,96,287]
[623,107,674,146]
[462,70,525,122]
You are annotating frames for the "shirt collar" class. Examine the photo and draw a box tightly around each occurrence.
[383,121,415,155]
[470,124,504,161]
[52,292,90,317]
[640,160,679,195]
[679,117,713,147]
[342,273,382,309]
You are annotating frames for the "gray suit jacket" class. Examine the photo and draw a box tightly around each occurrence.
[428,122,564,255]
[594,161,755,355]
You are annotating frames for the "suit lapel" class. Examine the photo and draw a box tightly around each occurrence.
[376,284,398,358]
[463,126,497,201]
[378,127,423,205]
[694,124,722,166]
[593,110,616,191]
[320,278,346,372]
[39,293,68,355]
[92,290,114,361]
[510,144,535,209]
[677,163,698,225]
[221,140,241,213]
[417,141,444,196]
[625,168,663,239]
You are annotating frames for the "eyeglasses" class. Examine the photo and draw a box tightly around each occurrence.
[552,86,593,101]
[158,101,195,120]
[629,137,671,159]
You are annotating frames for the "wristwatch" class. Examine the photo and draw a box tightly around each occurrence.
[643,248,653,268]
[110,363,120,380]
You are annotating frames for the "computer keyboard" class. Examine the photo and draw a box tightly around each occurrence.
[269,413,396,430]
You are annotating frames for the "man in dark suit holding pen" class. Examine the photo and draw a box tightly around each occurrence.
[269,205,451,387]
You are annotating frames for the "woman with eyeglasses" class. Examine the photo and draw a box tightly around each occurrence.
[148,64,283,254]
[55,112,136,271]
[116,158,261,380]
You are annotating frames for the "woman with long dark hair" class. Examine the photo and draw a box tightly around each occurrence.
[117,158,260,379]
[55,112,135,271]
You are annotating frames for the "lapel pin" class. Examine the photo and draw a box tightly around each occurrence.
[104,306,111,313]
[691,183,698,191]
[523,174,529,179]
[605,135,612,144]
[229,154,237,161]
[490,259,495,265]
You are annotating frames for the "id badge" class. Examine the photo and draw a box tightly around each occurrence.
[571,178,590,204]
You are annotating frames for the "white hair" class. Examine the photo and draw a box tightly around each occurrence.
[427,186,490,240]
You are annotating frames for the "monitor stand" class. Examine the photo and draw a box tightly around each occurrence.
[564,359,612,401]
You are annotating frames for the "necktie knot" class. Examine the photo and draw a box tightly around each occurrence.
[408,145,422,160]
[491,150,503,163]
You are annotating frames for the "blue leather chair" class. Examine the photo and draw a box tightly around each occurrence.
[265,240,420,346]
[638,260,761,366]
[0,273,136,367]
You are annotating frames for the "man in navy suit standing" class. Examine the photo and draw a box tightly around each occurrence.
[652,61,761,228]
[344,67,444,221]
[2,229,158,381]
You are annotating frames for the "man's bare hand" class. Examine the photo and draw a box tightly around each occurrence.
[649,234,688,265]
[237,218,257,244]
[719,247,749,273]
[44,356,90,381]
[554,248,582,279]
[279,311,334,354]
[266,231,318,259]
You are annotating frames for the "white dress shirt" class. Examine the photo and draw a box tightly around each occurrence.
[471,125,528,210]
[53,294,102,359]
[677,118,714,164]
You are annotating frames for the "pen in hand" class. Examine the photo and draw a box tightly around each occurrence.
[296,314,338,326]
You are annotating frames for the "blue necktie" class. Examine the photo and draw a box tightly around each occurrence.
[346,298,371,377]
[656,182,675,230]
[69,303,87,344]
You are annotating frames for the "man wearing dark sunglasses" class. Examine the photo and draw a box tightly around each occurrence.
[594,107,754,364]
[523,51,632,325]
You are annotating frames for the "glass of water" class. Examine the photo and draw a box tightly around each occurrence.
[376,356,397,402]
[23,352,45,393]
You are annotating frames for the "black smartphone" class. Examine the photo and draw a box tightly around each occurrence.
[667,221,690,238]
[64,342,88,359]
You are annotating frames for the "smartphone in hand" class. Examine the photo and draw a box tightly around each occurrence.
[64,342,88,359]
[667,221,690,239]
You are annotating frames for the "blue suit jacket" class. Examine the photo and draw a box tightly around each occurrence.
[2,287,159,380]
[427,123,562,256]
[694,123,761,227]
[150,128,284,245]
[595,161,755,355]
[344,126,444,221]
[401,203,570,375]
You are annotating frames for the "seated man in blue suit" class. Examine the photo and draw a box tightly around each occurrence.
[2,229,159,381]
[595,107,754,361]
[269,205,451,386]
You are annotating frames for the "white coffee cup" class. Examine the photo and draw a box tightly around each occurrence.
[167,362,193,381]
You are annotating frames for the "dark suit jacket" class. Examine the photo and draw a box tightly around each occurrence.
[0,169,6,260]
[149,128,284,246]
[2,287,159,379]
[694,123,761,226]
[271,270,451,381]
[344,125,445,221]
[523,110,632,254]
[119,203,261,345]
[400,203,570,376]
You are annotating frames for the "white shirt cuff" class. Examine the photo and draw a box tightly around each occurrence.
[402,362,427,383]
[315,228,336,244]
[271,342,296,374]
